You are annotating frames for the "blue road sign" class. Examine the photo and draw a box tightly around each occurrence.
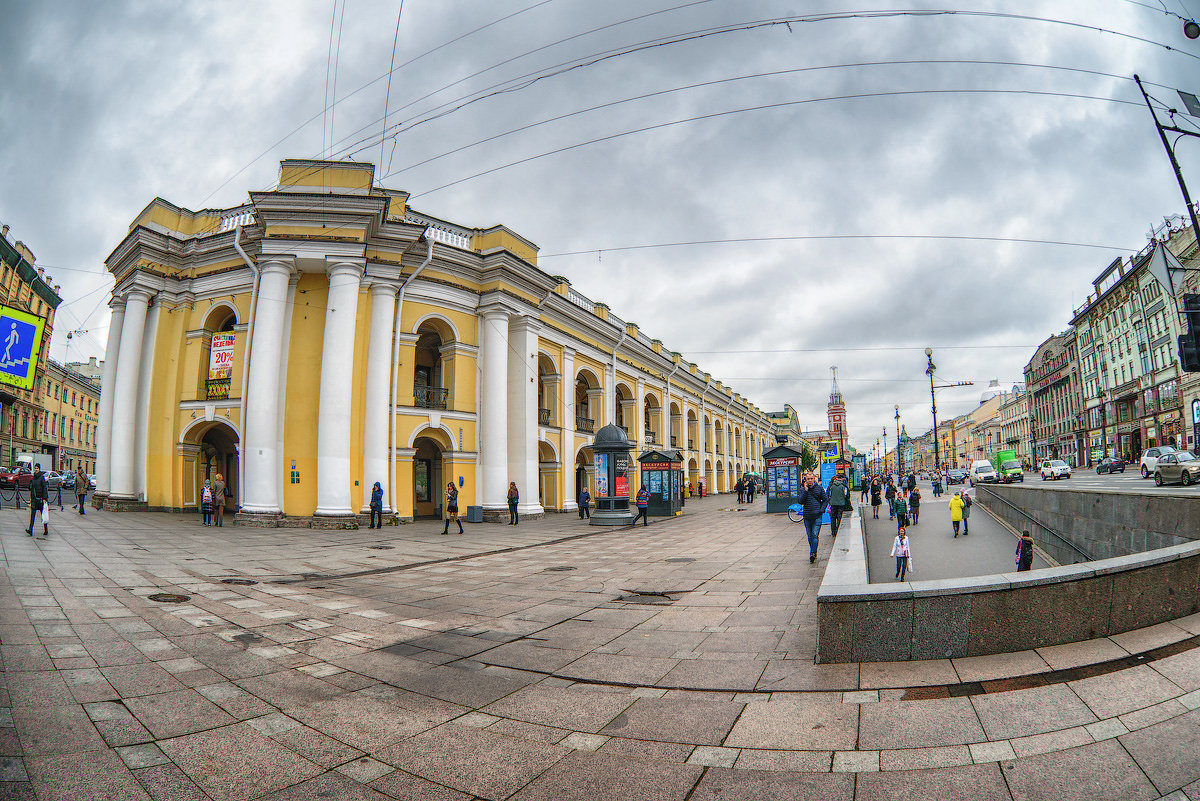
[0,305,46,391]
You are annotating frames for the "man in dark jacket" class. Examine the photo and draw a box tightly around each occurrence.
[27,464,49,537]
[798,472,828,564]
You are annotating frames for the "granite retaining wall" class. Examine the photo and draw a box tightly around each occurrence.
[817,499,1200,663]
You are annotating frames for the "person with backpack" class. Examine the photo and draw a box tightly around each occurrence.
[200,479,213,526]
[1016,530,1035,571]
[961,490,972,535]
[507,482,520,525]
[827,473,850,539]
[884,478,898,520]
[633,484,650,526]
[908,485,922,526]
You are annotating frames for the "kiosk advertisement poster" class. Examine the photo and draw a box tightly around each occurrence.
[648,471,662,494]
[765,456,800,500]
[614,454,629,497]
[0,305,46,391]
[594,454,609,497]
[207,333,236,399]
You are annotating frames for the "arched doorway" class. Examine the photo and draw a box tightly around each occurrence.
[538,440,559,509]
[412,435,445,518]
[576,446,593,500]
[181,420,240,511]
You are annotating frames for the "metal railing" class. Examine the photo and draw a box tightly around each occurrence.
[688,439,695,449]
[538,408,551,425]
[414,385,448,409]
[644,429,655,443]
[576,416,595,434]
[975,485,1091,563]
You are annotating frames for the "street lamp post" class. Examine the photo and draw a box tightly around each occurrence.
[882,427,887,479]
[925,348,940,472]
[895,405,902,478]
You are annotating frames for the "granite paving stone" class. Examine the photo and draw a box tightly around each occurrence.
[600,696,745,745]
[24,750,152,801]
[1118,708,1200,795]
[374,723,568,800]
[1002,739,1159,801]
[725,696,858,751]
[283,692,443,750]
[481,685,634,732]
[368,769,473,800]
[14,703,106,755]
[254,772,395,800]
[689,766,854,800]
[122,689,237,739]
[971,684,1099,741]
[157,722,325,801]
[858,696,987,749]
[130,763,212,801]
[101,663,186,697]
[510,750,704,801]
[855,762,1012,800]
[269,723,366,767]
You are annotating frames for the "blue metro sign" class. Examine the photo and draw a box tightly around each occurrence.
[0,305,46,391]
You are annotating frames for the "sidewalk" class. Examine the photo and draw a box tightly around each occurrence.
[1,493,1198,799]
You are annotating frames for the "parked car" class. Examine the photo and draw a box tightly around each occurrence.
[1154,451,1200,486]
[62,473,75,490]
[1140,446,1177,478]
[43,471,63,491]
[946,469,968,485]
[1040,459,1072,480]
[0,466,33,489]
[89,475,97,489]
[969,460,998,485]
[1095,457,1126,474]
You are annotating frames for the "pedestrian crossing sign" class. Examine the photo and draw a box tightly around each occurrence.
[0,305,46,391]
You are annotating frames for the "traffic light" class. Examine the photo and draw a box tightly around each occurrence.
[1179,294,1200,373]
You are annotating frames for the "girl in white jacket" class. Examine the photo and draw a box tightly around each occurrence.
[891,528,912,580]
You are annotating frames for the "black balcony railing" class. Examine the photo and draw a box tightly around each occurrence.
[414,385,448,409]
[539,408,551,425]
[206,378,231,400]
[670,436,677,447]
[688,438,695,449]
[576,416,595,434]
[644,429,655,443]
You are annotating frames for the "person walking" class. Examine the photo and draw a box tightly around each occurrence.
[1016,530,1035,571]
[961,490,972,535]
[74,466,89,515]
[949,490,965,537]
[891,528,912,580]
[859,476,870,504]
[507,482,519,525]
[884,478,897,520]
[908,485,922,526]
[200,479,213,526]
[798,471,828,564]
[932,471,942,498]
[442,482,463,534]
[747,479,755,503]
[869,477,882,519]
[369,481,384,529]
[891,491,908,533]
[827,472,849,539]
[734,478,745,504]
[578,487,591,519]
[27,464,49,537]
[212,473,227,527]
[906,472,916,499]
[633,484,650,526]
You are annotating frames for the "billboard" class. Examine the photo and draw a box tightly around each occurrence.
[207,332,236,399]
[0,305,46,391]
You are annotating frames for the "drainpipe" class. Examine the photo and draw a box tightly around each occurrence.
[388,230,434,516]
[232,225,258,505]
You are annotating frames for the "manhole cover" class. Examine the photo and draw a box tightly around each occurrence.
[367,545,394,550]
[543,565,576,572]
[147,593,191,603]
[221,578,258,585]
[665,557,695,563]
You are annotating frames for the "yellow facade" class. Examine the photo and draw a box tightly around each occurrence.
[97,160,777,524]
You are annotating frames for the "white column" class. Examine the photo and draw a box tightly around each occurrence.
[562,347,576,511]
[108,289,151,500]
[508,315,542,515]
[241,259,293,515]
[94,299,125,496]
[133,297,162,501]
[480,309,509,512]
[314,262,363,517]
[361,282,397,512]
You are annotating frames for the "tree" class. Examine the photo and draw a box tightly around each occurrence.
[800,442,819,472]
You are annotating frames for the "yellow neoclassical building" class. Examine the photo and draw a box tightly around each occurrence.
[94,160,776,525]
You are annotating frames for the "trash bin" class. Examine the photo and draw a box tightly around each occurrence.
[466,505,483,523]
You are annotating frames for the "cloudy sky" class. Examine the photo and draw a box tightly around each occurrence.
[3,0,1199,450]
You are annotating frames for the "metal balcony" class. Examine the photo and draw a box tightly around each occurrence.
[576,416,595,434]
[414,385,448,410]
[539,408,551,425]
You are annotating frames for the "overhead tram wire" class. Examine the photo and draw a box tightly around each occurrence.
[405,88,1146,196]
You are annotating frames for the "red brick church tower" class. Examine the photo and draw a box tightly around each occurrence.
[827,367,848,457]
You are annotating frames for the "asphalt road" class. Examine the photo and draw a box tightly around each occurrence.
[968,466,1200,496]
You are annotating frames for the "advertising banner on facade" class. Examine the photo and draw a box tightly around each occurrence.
[207,333,236,399]
[594,454,609,497]
[0,304,45,391]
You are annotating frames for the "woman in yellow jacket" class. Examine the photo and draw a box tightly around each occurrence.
[949,491,965,538]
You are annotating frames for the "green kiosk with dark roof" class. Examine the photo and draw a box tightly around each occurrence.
[637,449,683,516]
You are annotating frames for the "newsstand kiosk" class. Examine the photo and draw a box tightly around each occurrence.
[764,444,804,513]
[590,423,636,526]
[637,449,684,517]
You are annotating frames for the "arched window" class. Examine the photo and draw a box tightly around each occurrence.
[203,306,238,400]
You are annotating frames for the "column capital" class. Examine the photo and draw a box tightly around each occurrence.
[370,281,399,298]
[509,315,541,335]
[259,258,296,277]
[122,288,153,305]
[326,261,364,280]
[109,297,127,313]
[480,306,510,322]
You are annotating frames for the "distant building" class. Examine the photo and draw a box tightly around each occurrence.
[1025,332,1084,466]
[997,385,1031,466]
[0,222,62,466]
[38,360,100,474]
[66,356,103,386]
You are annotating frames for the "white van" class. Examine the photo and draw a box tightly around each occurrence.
[969,459,997,485]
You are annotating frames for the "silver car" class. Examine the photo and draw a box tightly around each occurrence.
[1153,451,1200,486]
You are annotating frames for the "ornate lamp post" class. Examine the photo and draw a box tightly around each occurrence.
[925,348,940,472]
[895,405,902,477]
[882,427,887,479]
